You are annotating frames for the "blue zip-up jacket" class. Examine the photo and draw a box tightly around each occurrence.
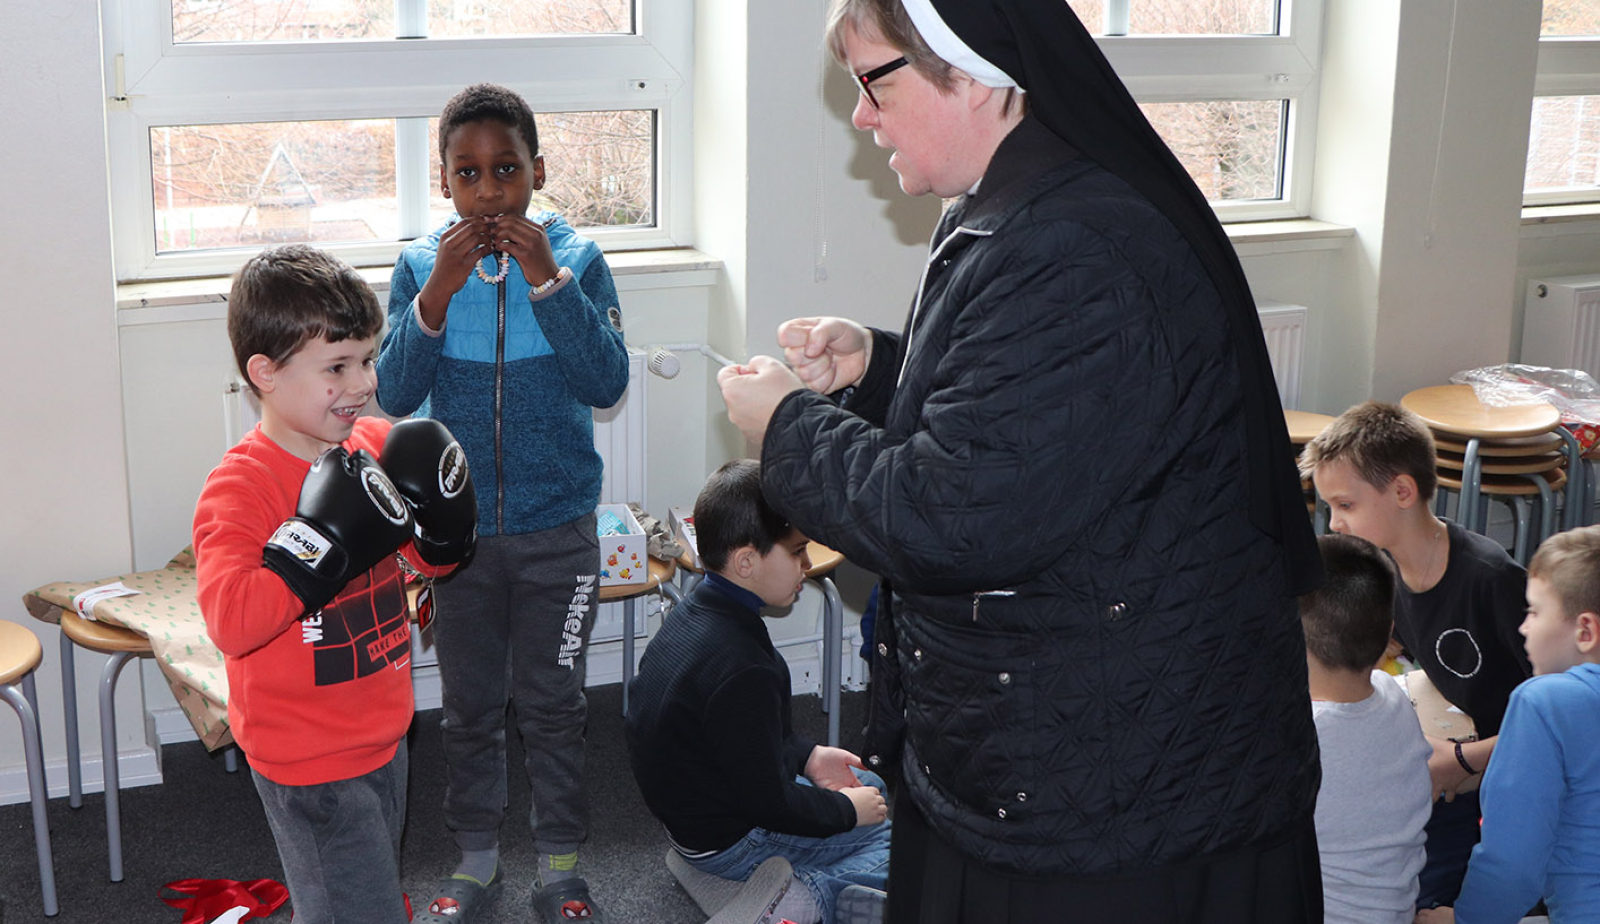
[376,211,629,536]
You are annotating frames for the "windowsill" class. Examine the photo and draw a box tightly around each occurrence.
[116,247,723,325]
[1224,218,1355,257]
[1521,203,1600,238]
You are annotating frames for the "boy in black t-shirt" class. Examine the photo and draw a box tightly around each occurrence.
[1302,401,1532,909]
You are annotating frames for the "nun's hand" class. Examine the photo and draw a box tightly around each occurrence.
[778,317,873,396]
[718,355,805,446]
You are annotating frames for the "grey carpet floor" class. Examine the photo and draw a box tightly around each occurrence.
[0,684,869,923]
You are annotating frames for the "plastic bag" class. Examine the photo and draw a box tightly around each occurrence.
[1450,363,1600,451]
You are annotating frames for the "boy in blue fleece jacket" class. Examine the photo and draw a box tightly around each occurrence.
[1417,525,1600,924]
[376,83,628,924]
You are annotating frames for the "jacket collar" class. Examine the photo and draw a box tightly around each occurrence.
[952,115,1082,233]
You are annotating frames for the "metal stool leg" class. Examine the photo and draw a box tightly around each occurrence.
[818,576,844,748]
[622,597,637,718]
[1559,429,1585,531]
[100,651,135,882]
[2,675,58,915]
[1462,439,1484,533]
[224,747,239,773]
[1511,496,1534,564]
[59,632,81,809]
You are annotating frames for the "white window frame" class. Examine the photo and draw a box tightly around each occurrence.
[1095,0,1324,222]
[102,0,692,282]
[1527,35,1600,207]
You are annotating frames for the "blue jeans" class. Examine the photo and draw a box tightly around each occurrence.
[687,770,892,924]
[1416,790,1481,909]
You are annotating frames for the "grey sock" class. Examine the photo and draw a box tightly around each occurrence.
[452,844,499,886]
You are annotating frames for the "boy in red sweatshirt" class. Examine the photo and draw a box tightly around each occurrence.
[194,244,477,924]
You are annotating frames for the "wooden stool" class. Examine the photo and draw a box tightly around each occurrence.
[0,619,58,915]
[604,557,679,717]
[58,609,156,882]
[1400,385,1571,538]
[675,541,849,747]
[1286,410,1336,534]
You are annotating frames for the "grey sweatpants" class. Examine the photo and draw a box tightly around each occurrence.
[433,514,599,855]
[251,739,409,924]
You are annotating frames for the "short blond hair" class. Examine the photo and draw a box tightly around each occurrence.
[1530,526,1600,622]
[1298,401,1438,503]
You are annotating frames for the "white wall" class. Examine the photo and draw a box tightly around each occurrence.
[0,0,155,800]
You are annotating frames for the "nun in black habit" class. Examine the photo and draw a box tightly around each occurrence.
[717,0,1326,921]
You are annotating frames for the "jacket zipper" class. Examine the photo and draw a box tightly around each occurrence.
[897,224,995,388]
[971,589,1017,621]
[494,277,506,529]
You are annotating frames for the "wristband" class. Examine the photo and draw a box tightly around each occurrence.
[1454,740,1479,776]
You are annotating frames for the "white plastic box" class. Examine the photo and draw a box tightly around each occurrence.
[596,503,648,587]
[668,505,700,570]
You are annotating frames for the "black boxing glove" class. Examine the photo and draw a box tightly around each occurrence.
[263,447,415,615]
[381,418,478,568]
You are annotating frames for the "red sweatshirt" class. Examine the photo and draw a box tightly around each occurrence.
[193,418,443,785]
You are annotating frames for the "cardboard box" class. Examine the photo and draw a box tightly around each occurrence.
[668,505,700,570]
[596,503,648,586]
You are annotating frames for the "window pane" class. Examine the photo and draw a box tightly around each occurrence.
[1542,0,1600,37]
[174,0,395,43]
[151,120,396,253]
[428,0,632,38]
[1526,96,1600,195]
[428,110,654,230]
[1140,100,1285,202]
[1068,0,1278,36]
[172,0,633,44]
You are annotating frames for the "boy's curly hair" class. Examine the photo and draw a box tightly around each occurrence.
[439,83,540,162]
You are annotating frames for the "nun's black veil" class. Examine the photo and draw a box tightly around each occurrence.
[930,0,1322,593]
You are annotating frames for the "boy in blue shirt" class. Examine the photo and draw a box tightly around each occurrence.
[377,83,629,924]
[626,460,890,924]
[1417,524,1600,923]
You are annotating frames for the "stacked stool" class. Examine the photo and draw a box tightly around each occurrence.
[1400,385,1579,562]
[0,619,57,915]
[1286,410,1336,534]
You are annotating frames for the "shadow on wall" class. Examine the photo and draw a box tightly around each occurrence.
[824,55,945,248]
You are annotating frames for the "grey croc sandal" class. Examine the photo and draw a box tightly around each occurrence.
[531,877,605,922]
[412,868,503,923]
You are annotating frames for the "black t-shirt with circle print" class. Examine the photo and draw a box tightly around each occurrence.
[1392,519,1532,739]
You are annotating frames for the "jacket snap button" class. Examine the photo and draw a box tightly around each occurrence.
[1107,601,1128,620]
[923,764,931,777]
[913,648,923,660]
[997,808,1007,819]
[868,755,881,767]
[998,672,1011,685]
[876,642,888,658]
[1016,792,1028,802]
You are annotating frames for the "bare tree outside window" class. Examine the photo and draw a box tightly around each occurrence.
[1068,0,1277,36]
[151,111,652,254]
[173,0,631,44]
[1543,0,1600,37]
[1142,100,1284,202]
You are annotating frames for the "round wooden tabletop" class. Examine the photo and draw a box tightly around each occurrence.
[1437,466,1568,496]
[1435,449,1565,475]
[0,620,43,686]
[58,609,154,654]
[1434,432,1566,457]
[1284,409,1337,445]
[598,556,676,602]
[1401,385,1560,439]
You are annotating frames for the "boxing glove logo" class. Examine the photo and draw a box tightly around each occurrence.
[362,468,410,527]
[437,441,469,499]
[267,521,333,568]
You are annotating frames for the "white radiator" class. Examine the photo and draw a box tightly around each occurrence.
[1521,274,1600,379]
[1258,301,1308,410]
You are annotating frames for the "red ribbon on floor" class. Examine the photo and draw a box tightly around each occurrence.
[161,878,289,924]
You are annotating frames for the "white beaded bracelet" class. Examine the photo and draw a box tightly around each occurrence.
[531,267,569,296]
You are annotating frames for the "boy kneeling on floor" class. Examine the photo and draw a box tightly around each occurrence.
[626,459,890,924]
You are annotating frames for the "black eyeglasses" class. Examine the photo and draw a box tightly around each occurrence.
[855,56,909,109]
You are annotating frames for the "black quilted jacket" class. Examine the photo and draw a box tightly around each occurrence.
[759,118,1320,878]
